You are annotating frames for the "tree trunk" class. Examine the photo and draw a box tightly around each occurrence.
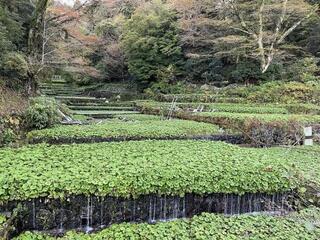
[26,0,49,96]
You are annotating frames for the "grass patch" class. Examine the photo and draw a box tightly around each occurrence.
[1,141,319,201]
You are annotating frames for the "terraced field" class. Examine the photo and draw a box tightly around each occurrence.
[2,84,319,239]
[40,80,139,120]
[1,141,320,201]
[27,119,222,144]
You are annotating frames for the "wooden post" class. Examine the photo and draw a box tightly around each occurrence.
[304,126,313,146]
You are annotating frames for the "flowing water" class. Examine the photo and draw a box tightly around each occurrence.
[0,192,294,233]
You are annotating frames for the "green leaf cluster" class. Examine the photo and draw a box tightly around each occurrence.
[137,101,290,114]
[1,140,318,202]
[137,101,320,115]
[198,112,320,125]
[24,97,61,130]
[27,119,220,143]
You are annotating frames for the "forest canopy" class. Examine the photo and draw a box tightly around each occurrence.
[0,0,319,92]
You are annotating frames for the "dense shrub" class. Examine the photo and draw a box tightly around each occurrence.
[247,81,320,104]
[0,214,6,239]
[24,97,61,130]
[243,120,304,146]
[154,81,320,105]
[286,57,320,83]
[0,126,16,146]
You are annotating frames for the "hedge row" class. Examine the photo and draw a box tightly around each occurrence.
[115,114,162,121]
[155,93,245,104]
[1,140,316,202]
[15,208,320,239]
[136,101,290,114]
[27,120,221,144]
[137,102,320,145]
[197,112,320,125]
[136,101,320,115]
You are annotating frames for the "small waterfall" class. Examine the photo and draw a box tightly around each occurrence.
[172,197,179,219]
[58,208,64,233]
[32,199,36,229]
[132,200,136,222]
[81,197,93,233]
[100,197,105,228]
[0,193,293,233]
[86,197,93,233]
[223,195,228,215]
[159,196,167,221]
[148,196,158,223]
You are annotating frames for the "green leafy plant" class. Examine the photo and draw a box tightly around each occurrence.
[27,119,221,144]
[24,97,61,130]
[1,140,319,202]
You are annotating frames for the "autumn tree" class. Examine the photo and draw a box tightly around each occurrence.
[220,0,316,73]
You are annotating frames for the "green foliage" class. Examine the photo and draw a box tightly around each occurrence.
[146,81,191,96]
[137,101,320,145]
[137,101,320,117]
[155,94,246,104]
[152,81,320,104]
[1,52,28,81]
[116,114,162,121]
[287,58,320,83]
[137,101,291,114]
[0,214,7,240]
[197,112,320,125]
[247,81,320,104]
[24,97,61,130]
[27,119,220,143]
[14,208,320,239]
[121,0,182,84]
[0,140,312,201]
[0,128,16,146]
[0,0,34,87]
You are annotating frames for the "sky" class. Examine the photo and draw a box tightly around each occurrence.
[57,0,76,6]
[57,0,88,6]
